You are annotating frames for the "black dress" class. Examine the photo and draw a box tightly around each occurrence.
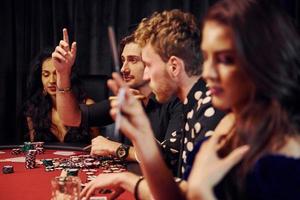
[184,140,300,200]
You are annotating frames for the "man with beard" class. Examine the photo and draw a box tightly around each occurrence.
[81,10,225,200]
[52,30,183,173]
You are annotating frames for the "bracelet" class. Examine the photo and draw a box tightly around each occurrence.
[56,86,72,93]
[134,176,144,200]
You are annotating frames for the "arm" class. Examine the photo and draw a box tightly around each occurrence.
[90,136,137,161]
[80,171,191,200]
[108,73,185,200]
[80,172,153,200]
[52,28,81,126]
[85,98,101,138]
[79,100,114,128]
[26,117,35,142]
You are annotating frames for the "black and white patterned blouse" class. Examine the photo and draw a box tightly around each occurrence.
[162,78,225,177]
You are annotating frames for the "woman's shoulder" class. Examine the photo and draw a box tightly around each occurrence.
[254,153,300,169]
[245,154,300,199]
[254,136,300,171]
[251,153,300,181]
[246,154,300,199]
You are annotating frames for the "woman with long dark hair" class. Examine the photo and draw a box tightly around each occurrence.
[187,0,300,199]
[24,48,99,143]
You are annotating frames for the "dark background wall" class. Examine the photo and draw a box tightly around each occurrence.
[0,0,299,144]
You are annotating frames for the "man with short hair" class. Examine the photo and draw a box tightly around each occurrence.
[134,9,224,177]
[81,9,224,200]
[52,31,183,173]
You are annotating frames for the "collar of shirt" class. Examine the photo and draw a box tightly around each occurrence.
[183,78,208,115]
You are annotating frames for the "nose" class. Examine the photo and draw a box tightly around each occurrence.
[120,61,130,75]
[202,58,217,82]
[143,66,150,81]
[49,73,56,83]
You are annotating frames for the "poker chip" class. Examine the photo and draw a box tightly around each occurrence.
[87,175,97,179]
[102,169,112,173]
[112,168,126,173]
[32,141,44,149]
[70,156,79,162]
[55,167,63,170]
[84,162,93,168]
[89,197,108,200]
[85,172,95,175]
[41,154,128,185]
[86,176,97,182]
[25,149,37,169]
[23,142,34,152]
[85,158,95,162]
[93,161,100,167]
[2,165,14,174]
[42,159,54,167]
[36,147,45,154]
[11,148,22,155]
[67,168,79,176]
[45,166,55,172]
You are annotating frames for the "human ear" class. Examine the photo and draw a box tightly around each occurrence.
[168,56,184,78]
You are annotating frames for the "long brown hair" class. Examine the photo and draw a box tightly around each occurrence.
[204,0,300,185]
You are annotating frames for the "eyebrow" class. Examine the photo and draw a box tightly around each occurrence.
[127,55,141,59]
[42,69,56,73]
[216,49,235,54]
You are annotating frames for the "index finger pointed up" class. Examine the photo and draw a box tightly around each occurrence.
[63,28,70,45]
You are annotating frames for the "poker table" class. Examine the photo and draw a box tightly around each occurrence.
[0,144,135,200]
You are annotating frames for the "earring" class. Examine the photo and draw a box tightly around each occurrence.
[43,88,47,96]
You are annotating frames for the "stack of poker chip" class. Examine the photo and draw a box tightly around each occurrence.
[36,147,45,154]
[33,141,44,148]
[11,148,22,155]
[25,149,37,169]
[32,142,45,154]
[2,165,14,174]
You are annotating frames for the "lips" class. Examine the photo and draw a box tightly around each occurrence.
[48,86,57,92]
[209,86,223,96]
[122,75,134,82]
